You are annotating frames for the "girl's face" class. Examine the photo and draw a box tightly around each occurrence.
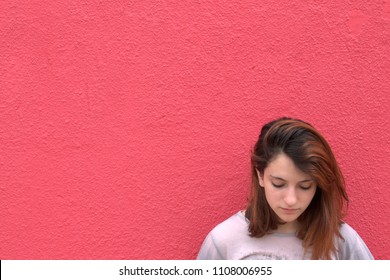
[257,152,317,233]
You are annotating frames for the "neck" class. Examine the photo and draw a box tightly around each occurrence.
[274,220,299,233]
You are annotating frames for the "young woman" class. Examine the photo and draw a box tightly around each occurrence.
[197,117,373,260]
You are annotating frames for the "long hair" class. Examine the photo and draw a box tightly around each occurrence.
[245,117,349,259]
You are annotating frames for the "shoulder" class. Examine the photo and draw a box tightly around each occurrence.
[335,222,374,260]
[208,211,248,239]
[197,211,249,259]
[339,222,358,239]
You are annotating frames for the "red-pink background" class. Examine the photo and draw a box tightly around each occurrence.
[1,1,389,259]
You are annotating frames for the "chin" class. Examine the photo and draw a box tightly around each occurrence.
[279,215,299,223]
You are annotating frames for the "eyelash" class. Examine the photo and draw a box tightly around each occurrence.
[272,183,311,190]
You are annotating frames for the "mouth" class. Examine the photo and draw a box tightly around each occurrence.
[280,208,299,214]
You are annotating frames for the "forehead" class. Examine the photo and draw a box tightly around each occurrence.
[265,152,312,181]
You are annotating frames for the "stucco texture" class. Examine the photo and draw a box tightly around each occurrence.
[0,1,389,259]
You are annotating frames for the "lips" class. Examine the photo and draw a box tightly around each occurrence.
[281,208,299,214]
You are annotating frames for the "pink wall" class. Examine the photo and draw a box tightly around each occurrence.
[1,1,389,260]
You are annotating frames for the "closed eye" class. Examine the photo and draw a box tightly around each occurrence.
[272,183,284,188]
[300,185,312,190]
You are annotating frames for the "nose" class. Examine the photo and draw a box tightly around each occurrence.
[284,186,297,206]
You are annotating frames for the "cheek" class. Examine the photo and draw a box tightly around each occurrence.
[263,186,280,201]
[304,189,317,203]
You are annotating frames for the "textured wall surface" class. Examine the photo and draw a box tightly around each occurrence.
[1,1,389,259]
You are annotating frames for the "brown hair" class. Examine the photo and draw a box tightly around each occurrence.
[245,117,349,259]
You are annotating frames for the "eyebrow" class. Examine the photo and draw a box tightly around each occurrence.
[270,175,313,183]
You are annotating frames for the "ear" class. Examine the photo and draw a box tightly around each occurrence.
[256,169,265,187]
